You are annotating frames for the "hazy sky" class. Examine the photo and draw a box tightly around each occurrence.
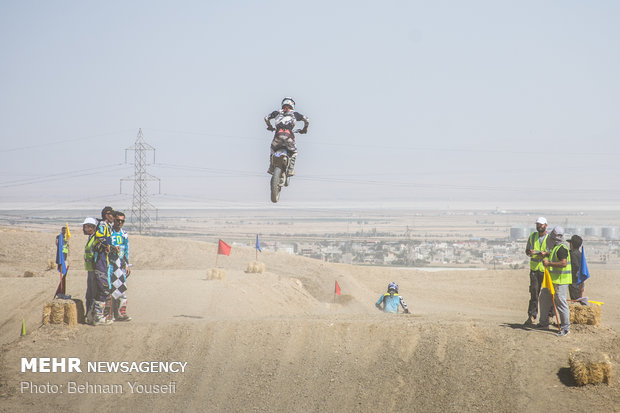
[1,1,618,210]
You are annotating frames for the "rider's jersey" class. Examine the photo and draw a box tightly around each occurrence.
[266,110,308,131]
[93,220,112,273]
[111,227,130,268]
[376,293,409,314]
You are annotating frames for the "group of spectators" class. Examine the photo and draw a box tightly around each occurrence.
[82,206,132,326]
[524,216,587,337]
[59,210,591,330]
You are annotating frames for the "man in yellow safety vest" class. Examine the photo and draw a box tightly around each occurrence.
[524,217,550,325]
[540,226,572,337]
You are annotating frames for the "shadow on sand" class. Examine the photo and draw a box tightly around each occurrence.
[557,367,578,387]
[500,322,557,335]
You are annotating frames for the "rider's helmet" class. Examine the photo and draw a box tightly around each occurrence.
[281,97,295,111]
[387,282,399,293]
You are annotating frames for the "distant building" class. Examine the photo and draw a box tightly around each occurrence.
[602,227,618,240]
[510,227,528,240]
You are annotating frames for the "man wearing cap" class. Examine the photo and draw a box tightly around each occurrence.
[524,217,551,325]
[110,211,131,321]
[567,235,584,300]
[82,217,98,316]
[540,226,572,337]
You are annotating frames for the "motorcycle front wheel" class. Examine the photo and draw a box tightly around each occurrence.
[270,166,283,203]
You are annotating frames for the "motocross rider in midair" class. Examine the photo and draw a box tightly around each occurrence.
[264,97,309,177]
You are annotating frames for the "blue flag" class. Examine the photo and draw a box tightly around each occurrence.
[256,234,262,252]
[577,247,590,284]
[57,232,68,276]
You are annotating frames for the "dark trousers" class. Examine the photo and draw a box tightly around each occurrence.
[569,282,584,300]
[85,270,97,312]
[528,269,544,318]
[93,269,111,302]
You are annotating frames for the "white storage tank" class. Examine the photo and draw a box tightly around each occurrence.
[601,227,618,240]
[584,227,601,237]
[510,227,528,240]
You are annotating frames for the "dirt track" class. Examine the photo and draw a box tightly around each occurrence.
[1,227,619,412]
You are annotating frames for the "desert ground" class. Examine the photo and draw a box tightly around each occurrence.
[1,224,619,413]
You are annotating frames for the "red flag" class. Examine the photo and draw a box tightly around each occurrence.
[334,281,341,296]
[217,239,231,256]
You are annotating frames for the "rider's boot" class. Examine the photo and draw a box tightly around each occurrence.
[267,160,275,175]
[113,297,132,322]
[287,156,296,177]
[92,300,113,326]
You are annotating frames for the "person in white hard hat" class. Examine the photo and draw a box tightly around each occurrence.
[524,217,551,325]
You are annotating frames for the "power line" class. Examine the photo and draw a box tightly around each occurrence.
[0,130,134,153]
[141,127,619,157]
[0,163,128,188]
[150,162,611,195]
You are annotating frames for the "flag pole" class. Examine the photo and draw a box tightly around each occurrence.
[543,267,561,332]
[333,280,340,303]
[551,290,561,333]
[255,234,260,262]
[548,272,561,333]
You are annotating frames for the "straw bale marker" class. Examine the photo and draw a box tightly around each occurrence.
[207,268,226,281]
[569,349,612,386]
[568,303,602,326]
[246,261,265,274]
[42,299,78,326]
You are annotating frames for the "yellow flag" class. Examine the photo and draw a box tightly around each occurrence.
[65,222,71,240]
[542,267,555,295]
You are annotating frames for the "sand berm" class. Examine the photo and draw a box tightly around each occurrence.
[1,227,619,412]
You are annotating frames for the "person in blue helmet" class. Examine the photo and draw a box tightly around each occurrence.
[376,282,410,314]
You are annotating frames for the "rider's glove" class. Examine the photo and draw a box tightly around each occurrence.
[267,126,275,131]
[299,128,308,134]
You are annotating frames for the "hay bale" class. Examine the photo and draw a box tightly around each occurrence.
[50,301,65,324]
[569,303,602,325]
[206,268,226,281]
[569,349,612,386]
[246,261,265,274]
[63,303,78,325]
[42,299,78,326]
[42,303,52,324]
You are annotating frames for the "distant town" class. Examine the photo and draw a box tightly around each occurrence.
[2,208,619,269]
[260,237,620,269]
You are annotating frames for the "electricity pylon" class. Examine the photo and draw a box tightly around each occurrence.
[121,128,160,234]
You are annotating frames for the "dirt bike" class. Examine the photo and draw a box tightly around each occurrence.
[269,129,302,203]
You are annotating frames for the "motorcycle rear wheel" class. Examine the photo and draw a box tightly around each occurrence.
[270,166,283,203]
